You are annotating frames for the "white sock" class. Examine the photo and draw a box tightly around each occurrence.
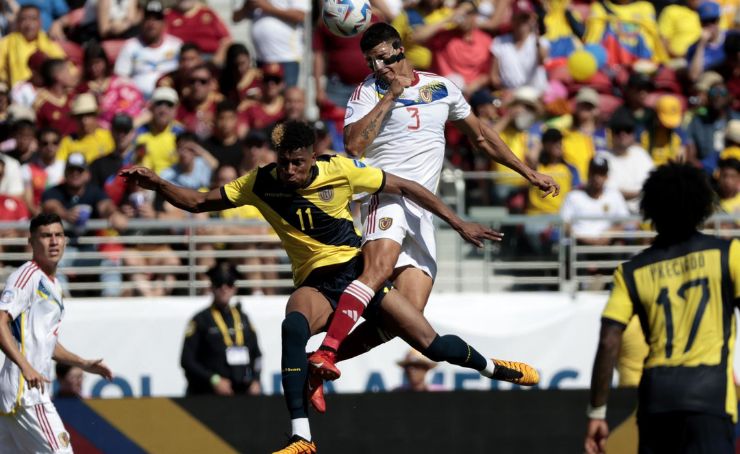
[480,358,496,378]
[291,418,311,441]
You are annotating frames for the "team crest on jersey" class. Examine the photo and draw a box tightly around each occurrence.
[0,289,14,305]
[58,432,70,448]
[345,106,354,119]
[379,217,393,230]
[318,186,334,202]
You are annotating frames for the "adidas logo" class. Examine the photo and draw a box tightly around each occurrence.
[341,309,359,322]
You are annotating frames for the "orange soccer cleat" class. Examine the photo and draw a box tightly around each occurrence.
[491,359,540,386]
[272,435,317,454]
[307,349,341,381]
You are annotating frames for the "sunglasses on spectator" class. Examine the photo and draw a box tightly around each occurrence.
[40,140,59,146]
[189,78,210,85]
[154,101,175,107]
[701,18,719,26]
[614,128,634,135]
[708,86,728,97]
[264,76,283,84]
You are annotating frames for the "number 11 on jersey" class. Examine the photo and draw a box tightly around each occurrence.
[296,208,314,231]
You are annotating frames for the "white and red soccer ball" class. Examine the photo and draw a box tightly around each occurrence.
[322,0,372,37]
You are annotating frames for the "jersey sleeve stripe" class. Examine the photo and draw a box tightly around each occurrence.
[18,265,38,290]
[374,171,386,194]
[8,262,33,288]
[219,186,237,208]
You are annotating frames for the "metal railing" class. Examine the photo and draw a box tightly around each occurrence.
[0,214,737,296]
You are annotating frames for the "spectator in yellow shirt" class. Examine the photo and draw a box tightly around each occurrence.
[57,93,115,163]
[391,0,460,70]
[658,0,702,58]
[561,88,607,182]
[641,94,687,166]
[134,87,185,175]
[0,5,65,88]
[524,128,580,254]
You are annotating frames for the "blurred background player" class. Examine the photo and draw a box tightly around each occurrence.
[0,213,112,452]
[585,164,740,454]
[180,261,262,396]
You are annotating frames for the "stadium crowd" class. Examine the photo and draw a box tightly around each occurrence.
[0,0,736,294]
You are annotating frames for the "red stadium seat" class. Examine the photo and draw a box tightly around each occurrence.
[59,40,83,66]
[102,40,126,64]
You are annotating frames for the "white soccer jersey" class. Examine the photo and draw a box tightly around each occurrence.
[344,71,471,193]
[0,261,64,414]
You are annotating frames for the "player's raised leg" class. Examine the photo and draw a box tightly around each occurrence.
[273,287,333,454]
[308,238,400,380]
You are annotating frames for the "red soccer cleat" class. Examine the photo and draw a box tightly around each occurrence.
[308,349,341,381]
[307,373,326,414]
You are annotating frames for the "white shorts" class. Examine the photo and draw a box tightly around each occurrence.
[361,193,437,279]
[0,402,73,453]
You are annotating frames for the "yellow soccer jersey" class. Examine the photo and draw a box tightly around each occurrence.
[602,235,740,420]
[222,155,385,285]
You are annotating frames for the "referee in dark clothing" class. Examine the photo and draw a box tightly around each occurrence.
[181,262,262,395]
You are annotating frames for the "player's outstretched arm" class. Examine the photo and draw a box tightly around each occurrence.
[454,114,560,198]
[382,172,503,247]
[584,320,624,454]
[53,342,113,381]
[120,166,232,213]
[0,311,50,392]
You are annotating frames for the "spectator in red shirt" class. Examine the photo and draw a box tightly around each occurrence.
[238,63,285,133]
[22,127,64,215]
[156,42,203,95]
[313,20,372,109]
[33,58,77,136]
[429,1,492,97]
[219,43,261,103]
[165,0,232,65]
[176,63,222,139]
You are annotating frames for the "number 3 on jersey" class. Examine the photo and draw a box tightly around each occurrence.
[407,107,420,130]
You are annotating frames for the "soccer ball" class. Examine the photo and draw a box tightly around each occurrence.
[322,0,372,37]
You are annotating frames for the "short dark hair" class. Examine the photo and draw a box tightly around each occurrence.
[640,163,715,239]
[40,58,67,87]
[360,23,402,53]
[215,100,237,115]
[37,127,60,141]
[180,42,201,56]
[55,362,72,381]
[190,64,213,78]
[271,121,315,152]
[30,213,62,235]
[176,132,200,146]
[718,158,740,173]
[18,4,39,14]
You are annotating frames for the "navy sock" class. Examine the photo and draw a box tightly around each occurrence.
[421,334,488,371]
[281,312,311,419]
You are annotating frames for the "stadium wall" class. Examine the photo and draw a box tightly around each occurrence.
[54,390,641,453]
[29,292,740,397]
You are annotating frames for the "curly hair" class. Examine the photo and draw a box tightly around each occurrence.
[640,163,716,238]
[271,121,315,152]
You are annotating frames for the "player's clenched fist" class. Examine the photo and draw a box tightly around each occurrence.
[584,419,608,454]
[120,166,161,191]
[388,75,412,99]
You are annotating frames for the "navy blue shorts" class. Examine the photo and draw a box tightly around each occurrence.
[299,257,391,323]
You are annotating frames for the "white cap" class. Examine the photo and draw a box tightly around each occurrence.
[727,120,740,145]
[151,87,179,105]
[512,86,540,107]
